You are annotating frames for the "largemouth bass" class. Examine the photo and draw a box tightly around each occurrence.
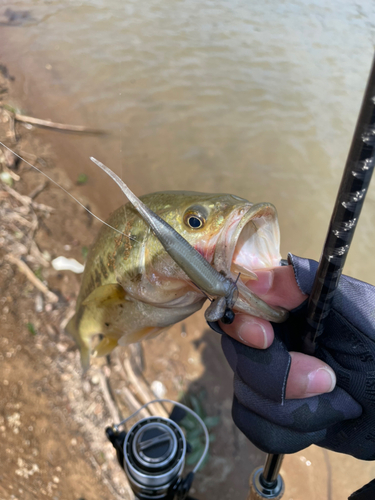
[66,184,287,369]
[0,142,287,369]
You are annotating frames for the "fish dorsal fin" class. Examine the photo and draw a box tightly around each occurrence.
[82,283,127,307]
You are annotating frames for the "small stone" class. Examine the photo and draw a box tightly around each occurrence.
[82,381,91,394]
[102,365,111,377]
[35,294,43,313]
[42,251,51,262]
[151,380,166,399]
[56,343,67,353]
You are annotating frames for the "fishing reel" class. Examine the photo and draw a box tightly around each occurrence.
[106,399,209,500]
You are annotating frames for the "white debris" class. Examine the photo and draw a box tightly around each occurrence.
[42,250,51,262]
[35,294,44,313]
[0,171,13,186]
[151,380,166,399]
[7,412,21,434]
[51,256,84,274]
[15,458,40,478]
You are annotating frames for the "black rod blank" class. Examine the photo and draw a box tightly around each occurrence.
[303,54,375,353]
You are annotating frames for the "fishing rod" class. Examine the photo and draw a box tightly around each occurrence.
[247,52,375,499]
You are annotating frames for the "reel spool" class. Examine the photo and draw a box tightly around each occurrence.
[106,399,209,500]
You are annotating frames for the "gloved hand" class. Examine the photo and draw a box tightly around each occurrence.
[216,254,375,460]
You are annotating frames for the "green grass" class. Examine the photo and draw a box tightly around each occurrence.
[27,322,37,336]
[179,390,220,470]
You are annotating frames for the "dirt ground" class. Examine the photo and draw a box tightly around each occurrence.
[1,64,375,500]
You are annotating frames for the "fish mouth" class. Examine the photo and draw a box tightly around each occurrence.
[214,203,288,323]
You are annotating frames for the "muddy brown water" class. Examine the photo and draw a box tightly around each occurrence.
[1,1,375,499]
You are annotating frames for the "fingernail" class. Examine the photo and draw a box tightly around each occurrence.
[246,270,274,295]
[306,367,336,395]
[238,320,268,349]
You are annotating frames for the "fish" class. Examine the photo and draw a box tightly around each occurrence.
[0,142,287,369]
[66,160,288,369]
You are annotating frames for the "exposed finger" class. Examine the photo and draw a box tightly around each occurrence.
[246,265,307,310]
[285,351,336,399]
[219,313,274,349]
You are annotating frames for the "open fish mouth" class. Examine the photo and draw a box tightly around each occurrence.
[213,202,288,323]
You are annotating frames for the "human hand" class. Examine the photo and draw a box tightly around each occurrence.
[219,264,337,399]
[214,254,375,458]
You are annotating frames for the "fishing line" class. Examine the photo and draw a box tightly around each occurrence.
[0,141,138,242]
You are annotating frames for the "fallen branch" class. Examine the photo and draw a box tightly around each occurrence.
[7,211,34,228]
[3,184,54,212]
[123,357,169,418]
[14,112,107,136]
[6,254,58,303]
[97,370,122,424]
[29,240,50,268]
[120,387,151,419]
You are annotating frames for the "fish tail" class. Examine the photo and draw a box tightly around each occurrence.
[65,314,91,371]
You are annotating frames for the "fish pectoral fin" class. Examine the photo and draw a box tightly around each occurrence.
[92,337,119,358]
[118,326,166,346]
[65,314,91,371]
[82,283,127,307]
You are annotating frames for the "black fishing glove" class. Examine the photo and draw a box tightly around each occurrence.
[218,254,375,460]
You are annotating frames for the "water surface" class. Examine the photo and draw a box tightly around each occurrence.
[0,0,374,281]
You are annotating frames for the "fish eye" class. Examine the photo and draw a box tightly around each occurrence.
[183,211,206,229]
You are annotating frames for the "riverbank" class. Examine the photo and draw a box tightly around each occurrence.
[0,65,134,500]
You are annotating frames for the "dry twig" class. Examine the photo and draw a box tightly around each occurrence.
[7,211,34,228]
[97,370,122,424]
[14,112,107,135]
[29,240,50,267]
[0,164,20,181]
[6,254,58,303]
[123,357,169,418]
[120,387,151,419]
[28,180,48,199]
[3,183,54,212]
